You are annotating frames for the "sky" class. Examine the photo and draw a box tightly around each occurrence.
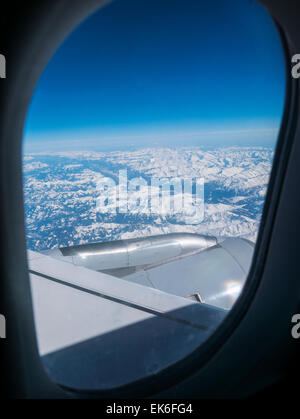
[24,0,286,153]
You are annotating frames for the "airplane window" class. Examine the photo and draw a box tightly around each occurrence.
[22,0,285,392]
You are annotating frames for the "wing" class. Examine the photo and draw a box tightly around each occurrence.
[44,232,254,310]
[28,233,253,390]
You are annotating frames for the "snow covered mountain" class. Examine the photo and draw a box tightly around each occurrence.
[23,146,274,251]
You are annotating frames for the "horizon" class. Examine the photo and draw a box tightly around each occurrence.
[24,125,281,153]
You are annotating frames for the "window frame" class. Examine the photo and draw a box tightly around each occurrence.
[0,0,298,398]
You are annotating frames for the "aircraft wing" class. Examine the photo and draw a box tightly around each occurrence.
[27,233,253,390]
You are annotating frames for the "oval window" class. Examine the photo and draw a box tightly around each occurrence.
[23,0,285,392]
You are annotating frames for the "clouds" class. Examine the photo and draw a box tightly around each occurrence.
[23,161,49,173]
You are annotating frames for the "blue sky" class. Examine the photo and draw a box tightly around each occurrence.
[24,0,286,153]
